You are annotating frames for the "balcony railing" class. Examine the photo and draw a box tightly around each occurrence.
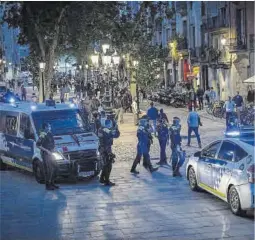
[206,17,229,31]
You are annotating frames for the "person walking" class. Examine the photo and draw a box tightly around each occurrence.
[147,102,159,135]
[21,85,27,101]
[130,118,158,174]
[223,96,236,128]
[60,85,65,103]
[187,108,202,148]
[132,97,139,126]
[158,108,169,123]
[169,117,184,177]
[209,87,216,103]
[156,118,169,165]
[204,88,210,105]
[36,123,59,190]
[114,94,124,124]
[196,85,204,110]
[233,91,243,123]
[188,88,197,111]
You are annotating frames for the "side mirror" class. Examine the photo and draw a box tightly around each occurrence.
[194,151,201,158]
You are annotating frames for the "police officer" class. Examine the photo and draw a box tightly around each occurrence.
[130,118,158,174]
[36,123,59,190]
[156,118,169,165]
[169,117,183,177]
[98,119,120,186]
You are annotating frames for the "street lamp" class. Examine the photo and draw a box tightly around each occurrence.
[79,65,82,70]
[39,62,46,102]
[133,60,139,121]
[221,38,226,46]
[102,55,111,66]
[91,54,99,66]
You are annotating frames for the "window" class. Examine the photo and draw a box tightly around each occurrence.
[6,115,18,136]
[202,141,221,159]
[249,34,255,50]
[235,145,248,162]
[217,141,235,161]
[20,113,33,138]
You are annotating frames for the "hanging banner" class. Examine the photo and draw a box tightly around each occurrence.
[183,59,190,81]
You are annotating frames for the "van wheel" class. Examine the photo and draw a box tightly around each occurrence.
[0,158,7,170]
[34,160,45,184]
[228,186,246,216]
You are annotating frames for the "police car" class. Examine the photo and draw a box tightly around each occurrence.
[186,134,254,216]
[0,100,101,183]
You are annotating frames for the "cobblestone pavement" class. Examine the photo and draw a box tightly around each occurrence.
[1,104,254,240]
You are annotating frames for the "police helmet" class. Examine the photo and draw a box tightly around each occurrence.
[173,117,181,125]
[139,119,148,127]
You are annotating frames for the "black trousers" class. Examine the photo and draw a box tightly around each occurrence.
[198,97,203,109]
[42,153,58,185]
[100,152,113,183]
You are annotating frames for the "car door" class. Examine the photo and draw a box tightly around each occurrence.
[215,141,249,198]
[198,141,222,189]
[16,113,35,171]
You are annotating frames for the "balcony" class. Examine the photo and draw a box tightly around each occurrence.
[176,2,187,17]
[206,17,229,32]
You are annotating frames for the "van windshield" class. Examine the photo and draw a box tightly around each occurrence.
[32,109,91,135]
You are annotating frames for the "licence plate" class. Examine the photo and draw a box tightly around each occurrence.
[78,171,94,177]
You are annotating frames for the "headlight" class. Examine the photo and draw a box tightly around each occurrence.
[52,152,64,160]
[9,97,15,103]
[96,150,100,157]
[225,131,240,137]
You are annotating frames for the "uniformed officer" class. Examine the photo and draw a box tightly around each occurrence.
[156,118,169,165]
[98,119,120,186]
[169,117,184,177]
[130,118,159,174]
[36,123,59,190]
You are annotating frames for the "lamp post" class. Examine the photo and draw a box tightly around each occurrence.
[133,60,139,120]
[39,62,46,102]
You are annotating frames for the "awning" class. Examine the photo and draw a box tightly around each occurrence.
[244,75,255,83]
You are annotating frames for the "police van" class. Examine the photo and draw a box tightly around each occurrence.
[0,101,101,183]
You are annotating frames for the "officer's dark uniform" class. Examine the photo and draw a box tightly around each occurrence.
[157,119,169,165]
[130,119,158,174]
[36,130,58,190]
[98,119,120,186]
[169,117,182,177]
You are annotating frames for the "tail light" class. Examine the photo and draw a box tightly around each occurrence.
[247,164,255,183]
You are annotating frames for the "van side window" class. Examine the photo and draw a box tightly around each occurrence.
[20,114,34,139]
[6,115,18,136]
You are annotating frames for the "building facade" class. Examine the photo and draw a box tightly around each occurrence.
[153,1,254,100]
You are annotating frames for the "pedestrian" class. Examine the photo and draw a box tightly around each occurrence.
[196,85,204,110]
[60,85,65,103]
[188,88,197,111]
[132,97,139,126]
[187,108,202,148]
[21,85,27,101]
[91,95,100,113]
[158,108,169,123]
[233,91,243,123]
[223,96,236,128]
[156,118,169,165]
[36,123,59,190]
[209,87,216,103]
[114,94,124,124]
[130,118,158,174]
[169,117,185,177]
[204,88,210,105]
[147,102,159,135]
[98,119,120,186]
[31,93,38,103]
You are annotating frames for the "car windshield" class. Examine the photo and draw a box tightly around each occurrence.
[32,109,91,135]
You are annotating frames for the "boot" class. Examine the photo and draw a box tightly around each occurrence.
[104,181,115,186]
[130,160,139,174]
[51,182,59,189]
[176,167,182,177]
[198,143,202,148]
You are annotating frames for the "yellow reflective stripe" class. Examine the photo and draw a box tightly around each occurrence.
[199,182,226,198]
[3,160,33,172]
